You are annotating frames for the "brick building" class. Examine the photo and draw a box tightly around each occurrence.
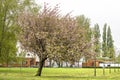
[82,59,102,67]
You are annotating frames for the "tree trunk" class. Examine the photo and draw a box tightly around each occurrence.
[6,51,9,67]
[85,58,87,68]
[0,43,1,56]
[109,66,111,73]
[114,60,116,72]
[70,64,73,68]
[49,59,52,67]
[6,60,9,67]
[35,58,47,76]
[66,62,68,67]
[118,63,120,71]
[103,63,105,75]
[94,57,96,76]
[60,62,63,67]
[118,63,119,72]
[78,61,79,67]
[0,6,7,57]
[57,61,61,68]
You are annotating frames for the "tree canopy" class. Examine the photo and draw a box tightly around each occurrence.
[0,0,38,65]
[18,4,93,76]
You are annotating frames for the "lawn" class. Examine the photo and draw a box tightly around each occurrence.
[0,67,120,80]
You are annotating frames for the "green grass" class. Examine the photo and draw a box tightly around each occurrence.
[0,68,120,80]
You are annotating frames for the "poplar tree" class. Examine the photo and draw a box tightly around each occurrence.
[102,23,107,57]
[93,23,101,56]
[107,26,114,58]
[102,24,114,58]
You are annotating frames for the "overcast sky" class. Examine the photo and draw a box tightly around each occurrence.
[36,0,120,49]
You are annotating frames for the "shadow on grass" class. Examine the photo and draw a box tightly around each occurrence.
[41,75,105,79]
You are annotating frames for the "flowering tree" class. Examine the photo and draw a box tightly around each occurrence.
[18,4,92,76]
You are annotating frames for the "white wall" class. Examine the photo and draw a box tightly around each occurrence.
[99,63,120,67]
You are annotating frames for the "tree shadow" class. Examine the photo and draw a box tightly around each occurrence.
[41,75,95,79]
[41,75,109,79]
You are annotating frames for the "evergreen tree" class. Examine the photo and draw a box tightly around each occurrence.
[102,23,107,57]
[93,23,101,56]
[107,26,115,58]
[102,24,115,58]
